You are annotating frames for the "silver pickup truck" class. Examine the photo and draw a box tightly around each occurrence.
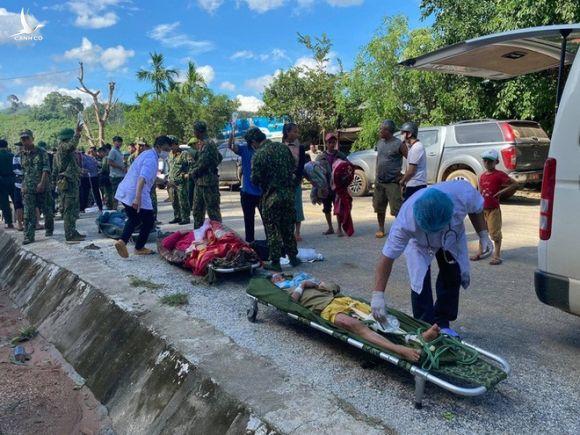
[347,119,550,196]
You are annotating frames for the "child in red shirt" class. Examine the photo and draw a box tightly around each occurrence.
[471,149,518,265]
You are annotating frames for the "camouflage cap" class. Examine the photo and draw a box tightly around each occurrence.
[135,137,147,145]
[187,137,198,146]
[19,129,33,138]
[57,128,75,141]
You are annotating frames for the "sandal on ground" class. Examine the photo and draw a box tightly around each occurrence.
[489,257,503,265]
[470,253,482,261]
[375,230,385,238]
[322,229,334,235]
[135,248,155,256]
[295,234,303,242]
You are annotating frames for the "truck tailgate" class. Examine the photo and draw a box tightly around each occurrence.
[510,122,550,171]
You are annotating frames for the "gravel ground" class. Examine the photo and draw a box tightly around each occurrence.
[25,187,579,435]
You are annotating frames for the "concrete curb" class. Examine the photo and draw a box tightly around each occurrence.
[0,230,389,435]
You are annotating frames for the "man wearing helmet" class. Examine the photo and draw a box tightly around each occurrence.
[370,181,493,337]
[399,121,427,201]
[373,119,406,239]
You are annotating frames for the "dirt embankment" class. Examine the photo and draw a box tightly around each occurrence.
[0,289,113,435]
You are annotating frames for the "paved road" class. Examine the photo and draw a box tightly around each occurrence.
[49,188,580,434]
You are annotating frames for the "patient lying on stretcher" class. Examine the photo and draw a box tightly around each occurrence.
[270,273,440,363]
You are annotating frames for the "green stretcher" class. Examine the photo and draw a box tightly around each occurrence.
[246,278,510,408]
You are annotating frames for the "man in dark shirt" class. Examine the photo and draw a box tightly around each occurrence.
[0,139,15,228]
[373,120,405,238]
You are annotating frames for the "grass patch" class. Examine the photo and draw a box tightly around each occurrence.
[160,293,189,306]
[442,411,456,422]
[128,275,164,290]
[11,325,38,345]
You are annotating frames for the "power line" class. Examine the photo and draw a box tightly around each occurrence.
[0,68,78,81]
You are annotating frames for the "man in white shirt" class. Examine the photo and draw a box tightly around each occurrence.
[114,135,171,257]
[399,122,427,201]
[370,181,493,337]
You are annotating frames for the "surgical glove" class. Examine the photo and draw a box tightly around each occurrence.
[461,272,471,289]
[478,230,494,258]
[371,291,387,327]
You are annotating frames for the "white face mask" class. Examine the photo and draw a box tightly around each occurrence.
[159,151,169,159]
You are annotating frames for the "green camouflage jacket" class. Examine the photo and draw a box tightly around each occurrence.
[52,136,81,190]
[168,150,192,185]
[251,140,296,206]
[190,140,222,187]
[21,146,51,193]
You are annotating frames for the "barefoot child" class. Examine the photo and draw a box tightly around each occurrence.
[471,149,518,265]
[270,273,440,362]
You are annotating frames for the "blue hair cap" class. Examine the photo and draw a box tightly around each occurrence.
[413,188,454,233]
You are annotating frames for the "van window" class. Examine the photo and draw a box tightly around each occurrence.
[420,130,439,147]
[455,123,503,144]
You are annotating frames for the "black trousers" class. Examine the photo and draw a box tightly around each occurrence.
[240,191,262,242]
[80,177,103,211]
[120,203,155,250]
[403,184,427,202]
[411,249,461,328]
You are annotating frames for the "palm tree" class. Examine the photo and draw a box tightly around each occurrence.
[136,52,178,98]
[180,61,206,95]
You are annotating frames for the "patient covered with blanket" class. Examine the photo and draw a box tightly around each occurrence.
[270,273,440,362]
[161,220,261,276]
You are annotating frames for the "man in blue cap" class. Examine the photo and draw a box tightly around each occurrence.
[370,180,492,337]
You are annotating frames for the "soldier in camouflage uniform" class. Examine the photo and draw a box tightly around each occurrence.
[185,137,199,207]
[53,126,85,242]
[251,133,300,271]
[190,122,222,228]
[19,129,54,245]
[167,136,192,224]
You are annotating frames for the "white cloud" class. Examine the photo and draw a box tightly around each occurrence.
[196,0,224,13]
[68,0,122,29]
[230,48,289,62]
[0,7,45,45]
[243,0,286,13]
[21,85,95,107]
[149,22,213,54]
[197,65,215,84]
[62,37,135,71]
[236,95,264,112]
[230,50,255,60]
[220,81,236,91]
[244,70,281,92]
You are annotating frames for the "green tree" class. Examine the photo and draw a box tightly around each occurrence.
[261,33,342,142]
[136,52,179,98]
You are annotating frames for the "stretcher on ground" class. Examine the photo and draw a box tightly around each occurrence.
[246,278,510,408]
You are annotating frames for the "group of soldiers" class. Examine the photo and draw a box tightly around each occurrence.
[166,121,223,229]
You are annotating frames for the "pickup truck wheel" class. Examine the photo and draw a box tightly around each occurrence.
[445,169,478,188]
[349,169,369,197]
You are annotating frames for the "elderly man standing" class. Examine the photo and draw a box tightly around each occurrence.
[190,121,222,228]
[108,136,125,209]
[114,136,172,257]
[20,129,54,245]
[373,120,405,238]
[53,125,85,242]
[251,135,300,272]
[370,181,493,337]
[167,136,192,225]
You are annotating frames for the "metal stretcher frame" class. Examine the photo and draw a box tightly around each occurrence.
[246,295,511,408]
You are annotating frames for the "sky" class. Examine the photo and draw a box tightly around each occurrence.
[0,0,429,112]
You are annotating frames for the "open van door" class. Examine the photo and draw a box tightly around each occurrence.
[401,24,580,316]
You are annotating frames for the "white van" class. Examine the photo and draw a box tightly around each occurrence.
[401,24,580,316]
